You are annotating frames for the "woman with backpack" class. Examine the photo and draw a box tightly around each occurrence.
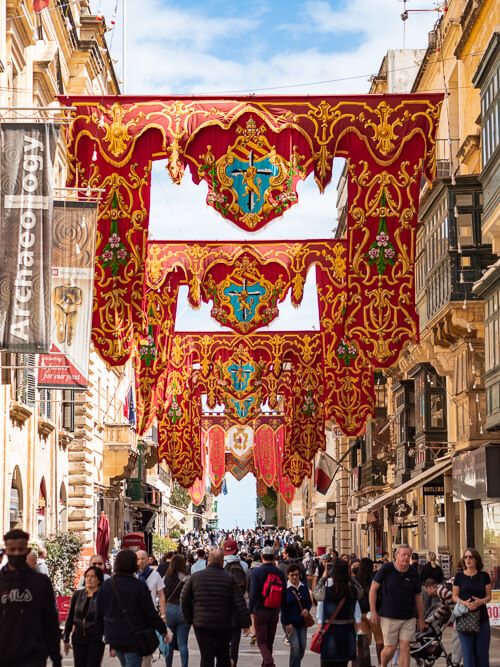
[164,554,190,667]
[319,559,360,667]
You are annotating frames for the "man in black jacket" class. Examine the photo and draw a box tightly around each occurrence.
[0,528,62,667]
[248,546,287,667]
[181,548,251,667]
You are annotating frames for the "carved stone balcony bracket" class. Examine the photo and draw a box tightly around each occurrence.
[457,134,480,164]
[9,401,32,426]
[38,418,56,439]
[110,450,138,487]
[58,430,74,448]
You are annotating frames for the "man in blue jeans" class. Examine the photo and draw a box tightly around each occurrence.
[248,546,287,667]
[281,564,312,667]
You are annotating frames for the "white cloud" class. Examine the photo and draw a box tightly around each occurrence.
[98,0,439,95]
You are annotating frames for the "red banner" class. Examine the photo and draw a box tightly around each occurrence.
[61,94,442,368]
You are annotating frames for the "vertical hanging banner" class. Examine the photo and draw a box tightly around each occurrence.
[38,199,97,388]
[0,123,58,351]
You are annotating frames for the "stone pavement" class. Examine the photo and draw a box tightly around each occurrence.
[58,625,500,666]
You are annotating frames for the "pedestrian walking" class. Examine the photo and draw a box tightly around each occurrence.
[278,544,307,586]
[420,551,444,584]
[248,545,287,667]
[63,565,105,667]
[369,544,425,667]
[164,554,191,667]
[452,547,492,667]
[191,548,207,574]
[0,528,62,667]
[223,543,249,667]
[77,553,111,588]
[281,563,313,667]
[137,549,167,666]
[354,557,380,667]
[181,548,250,667]
[318,559,359,667]
[97,548,168,667]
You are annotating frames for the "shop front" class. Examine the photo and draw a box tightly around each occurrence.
[453,444,500,587]
[359,457,453,559]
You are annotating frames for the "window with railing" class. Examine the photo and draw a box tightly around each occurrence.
[39,388,52,420]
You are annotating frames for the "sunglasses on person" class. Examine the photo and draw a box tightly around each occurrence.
[464,554,475,560]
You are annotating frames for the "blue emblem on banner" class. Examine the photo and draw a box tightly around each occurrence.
[230,396,256,419]
[224,278,266,323]
[227,361,255,393]
[227,150,278,214]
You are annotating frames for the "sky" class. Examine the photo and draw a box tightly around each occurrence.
[94,0,440,529]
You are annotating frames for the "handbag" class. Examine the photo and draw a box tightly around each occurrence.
[112,578,160,657]
[313,577,326,602]
[291,588,315,628]
[455,609,480,634]
[309,597,346,654]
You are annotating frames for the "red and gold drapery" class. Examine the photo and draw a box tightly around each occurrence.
[60,93,443,488]
[156,332,324,487]
[60,94,442,368]
[136,239,347,433]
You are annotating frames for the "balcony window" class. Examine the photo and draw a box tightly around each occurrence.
[457,213,474,246]
[485,289,500,373]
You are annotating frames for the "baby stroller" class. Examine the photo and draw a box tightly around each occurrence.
[410,620,457,666]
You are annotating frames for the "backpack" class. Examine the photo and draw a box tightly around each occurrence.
[224,560,247,592]
[262,572,284,609]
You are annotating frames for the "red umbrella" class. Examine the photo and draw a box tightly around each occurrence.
[96,511,110,561]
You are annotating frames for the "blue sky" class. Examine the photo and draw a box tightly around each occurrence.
[94,0,439,528]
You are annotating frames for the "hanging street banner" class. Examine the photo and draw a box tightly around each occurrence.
[0,123,58,351]
[38,199,97,389]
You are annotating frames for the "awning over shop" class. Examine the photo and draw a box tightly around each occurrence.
[359,458,452,513]
[166,506,187,530]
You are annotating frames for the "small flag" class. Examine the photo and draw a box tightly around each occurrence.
[314,452,337,495]
[33,0,50,12]
[123,385,136,426]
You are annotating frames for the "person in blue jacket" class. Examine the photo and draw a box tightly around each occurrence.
[281,563,313,667]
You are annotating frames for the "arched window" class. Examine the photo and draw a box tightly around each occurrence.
[37,478,47,539]
[9,466,23,530]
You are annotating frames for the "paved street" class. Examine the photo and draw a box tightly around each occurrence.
[59,626,500,666]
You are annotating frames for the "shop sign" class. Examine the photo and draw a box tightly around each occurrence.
[453,445,500,501]
[423,475,444,496]
[487,591,500,626]
[389,497,412,519]
[439,553,451,579]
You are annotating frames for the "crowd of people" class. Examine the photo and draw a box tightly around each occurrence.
[0,526,494,667]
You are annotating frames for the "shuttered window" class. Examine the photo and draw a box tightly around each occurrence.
[62,389,75,432]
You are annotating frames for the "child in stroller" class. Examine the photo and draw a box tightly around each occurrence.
[410,619,456,666]
[412,578,462,666]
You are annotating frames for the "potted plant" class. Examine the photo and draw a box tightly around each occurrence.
[45,532,84,622]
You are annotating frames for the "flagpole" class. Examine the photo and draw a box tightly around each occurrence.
[122,0,126,93]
